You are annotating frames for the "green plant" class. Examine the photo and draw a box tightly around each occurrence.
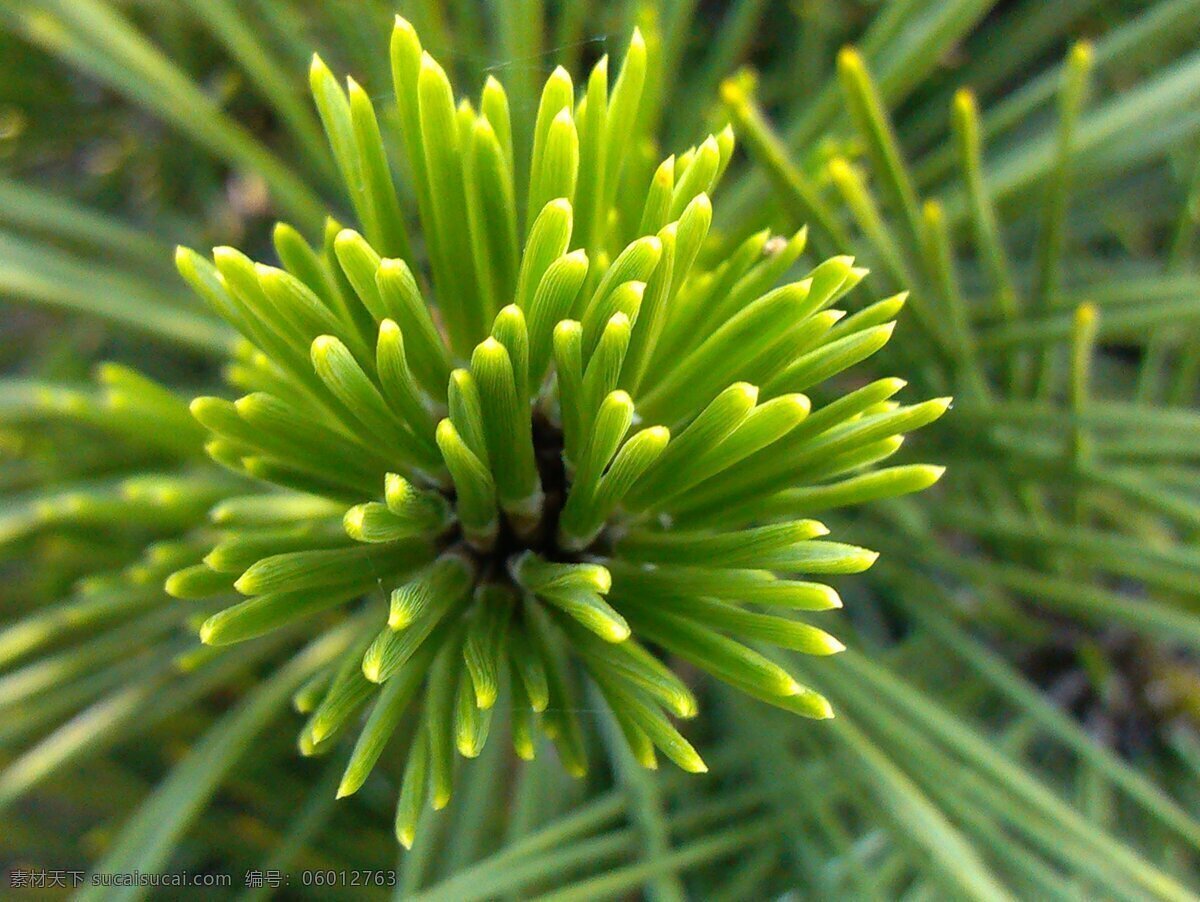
[156,19,948,843]
[722,9,1200,721]
[2,2,1200,899]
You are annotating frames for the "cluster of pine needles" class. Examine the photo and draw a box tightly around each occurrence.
[1,1,1199,899]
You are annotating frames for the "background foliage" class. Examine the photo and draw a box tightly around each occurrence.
[1,1,1199,898]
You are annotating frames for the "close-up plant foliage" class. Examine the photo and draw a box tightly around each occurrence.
[1,1,1199,899]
